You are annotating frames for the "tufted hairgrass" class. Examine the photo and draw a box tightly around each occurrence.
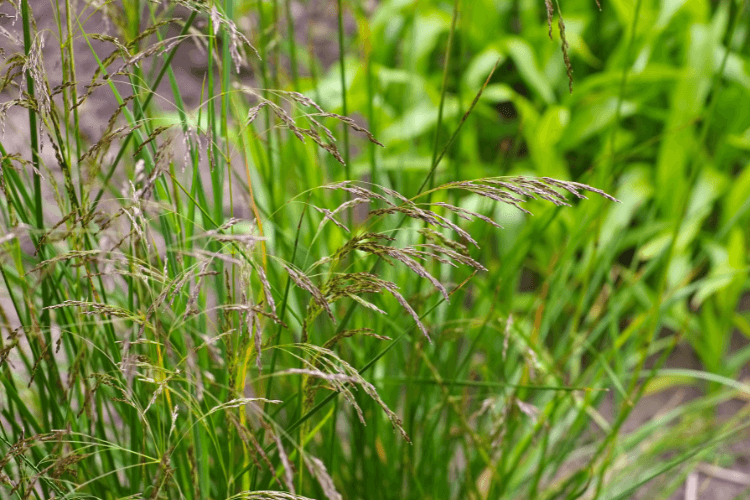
[1,1,750,499]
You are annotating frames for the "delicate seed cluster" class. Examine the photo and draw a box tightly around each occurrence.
[543,0,575,93]
[285,343,410,444]
[176,0,259,68]
[291,178,618,346]
[240,92,384,165]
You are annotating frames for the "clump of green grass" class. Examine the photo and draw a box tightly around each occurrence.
[2,0,750,499]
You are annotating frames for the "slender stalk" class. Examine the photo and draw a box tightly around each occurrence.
[337,0,351,179]
[365,37,377,185]
[20,0,44,310]
[285,0,299,88]
[605,0,642,185]
[417,58,500,196]
[20,0,55,437]
[428,0,460,193]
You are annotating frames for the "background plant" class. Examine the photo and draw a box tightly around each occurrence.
[1,0,750,499]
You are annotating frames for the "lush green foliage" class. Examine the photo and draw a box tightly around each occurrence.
[1,0,750,499]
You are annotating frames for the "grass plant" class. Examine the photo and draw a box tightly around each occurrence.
[1,0,750,499]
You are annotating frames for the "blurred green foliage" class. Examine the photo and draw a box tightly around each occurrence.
[299,0,750,382]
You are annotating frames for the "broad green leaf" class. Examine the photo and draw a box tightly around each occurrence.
[556,17,602,68]
[726,128,750,150]
[686,167,726,220]
[572,65,681,98]
[412,10,451,69]
[655,23,715,216]
[464,46,506,91]
[713,47,750,91]
[722,161,750,228]
[527,105,570,177]
[381,97,459,143]
[560,96,637,149]
[504,37,555,104]
[599,165,653,249]
[477,83,515,103]
[655,0,690,31]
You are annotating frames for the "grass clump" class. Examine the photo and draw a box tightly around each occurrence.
[2,0,750,499]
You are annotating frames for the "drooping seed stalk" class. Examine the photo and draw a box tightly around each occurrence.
[88,11,199,214]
